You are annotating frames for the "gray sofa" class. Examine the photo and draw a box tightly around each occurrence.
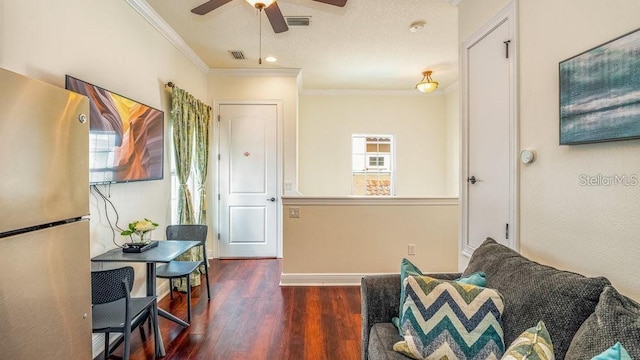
[361,238,640,360]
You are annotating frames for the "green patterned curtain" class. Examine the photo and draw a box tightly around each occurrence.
[171,87,195,225]
[194,101,211,225]
[170,86,211,291]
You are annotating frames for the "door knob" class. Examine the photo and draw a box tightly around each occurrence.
[267,197,276,202]
[467,176,477,184]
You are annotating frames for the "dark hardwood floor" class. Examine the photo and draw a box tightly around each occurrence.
[122,259,362,360]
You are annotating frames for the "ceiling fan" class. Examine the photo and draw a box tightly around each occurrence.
[191,0,348,33]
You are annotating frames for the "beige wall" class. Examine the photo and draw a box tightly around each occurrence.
[299,93,449,196]
[1,0,208,295]
[444,88,460,196]
[208,70,299,192]
[207,71,300,257]
[282,198,459,278]
[460,0,640,300]
[2,0,210,354]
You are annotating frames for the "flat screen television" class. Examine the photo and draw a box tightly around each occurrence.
[65,76,164,184]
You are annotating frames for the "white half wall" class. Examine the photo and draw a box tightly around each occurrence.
[282,196,459,285]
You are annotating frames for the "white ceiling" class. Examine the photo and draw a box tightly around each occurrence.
[143,0,459,91]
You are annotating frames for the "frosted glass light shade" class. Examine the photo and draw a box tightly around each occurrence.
[415,71,439,93]
[245,0,276,8]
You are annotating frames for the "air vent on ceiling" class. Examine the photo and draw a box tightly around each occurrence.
[229,50,246,60]
[285,16,311,26]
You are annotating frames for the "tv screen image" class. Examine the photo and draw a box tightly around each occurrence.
[66,76,164,184]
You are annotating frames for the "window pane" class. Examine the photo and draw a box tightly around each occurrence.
[352,134,394,196]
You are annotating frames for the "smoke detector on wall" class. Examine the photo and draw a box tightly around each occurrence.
[409,21,426,33]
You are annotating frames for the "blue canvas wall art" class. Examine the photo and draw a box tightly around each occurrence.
[559,27,640,145]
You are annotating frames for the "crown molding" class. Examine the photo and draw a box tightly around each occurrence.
[210,68,302,77]
[125,0,210,75]
[301,88,445,97]
[443,81,459,95]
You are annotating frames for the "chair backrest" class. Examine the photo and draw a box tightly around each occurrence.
[91,266,134,305]
[166,224,208,245]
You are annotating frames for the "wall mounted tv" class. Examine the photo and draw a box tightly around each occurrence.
[66,76,164,184]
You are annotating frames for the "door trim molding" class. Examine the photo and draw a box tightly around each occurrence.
[214,100,284,259]
[460,1,519,259]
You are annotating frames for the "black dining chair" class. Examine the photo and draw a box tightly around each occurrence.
[156,224,211,323]
[91,266,159,360]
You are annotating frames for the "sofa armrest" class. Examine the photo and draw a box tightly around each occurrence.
[361,272,461,360]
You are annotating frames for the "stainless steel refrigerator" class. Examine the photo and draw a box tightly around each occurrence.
[0,68,92,358]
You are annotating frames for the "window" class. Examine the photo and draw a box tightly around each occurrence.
[170,139,199,225]
[352,135,394,196]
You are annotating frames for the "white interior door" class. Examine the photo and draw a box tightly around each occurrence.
[461,4,517,261]
[218,103,278,258]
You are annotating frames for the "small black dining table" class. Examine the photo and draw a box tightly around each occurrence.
[91,240,200,357]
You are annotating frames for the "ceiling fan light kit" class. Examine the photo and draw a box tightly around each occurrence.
[245,0,276,9]
[415,70,439,93]
[191,0,347,33]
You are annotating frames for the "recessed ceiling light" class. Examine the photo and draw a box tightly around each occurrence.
[265,56,277,62]
[409,21,426,33]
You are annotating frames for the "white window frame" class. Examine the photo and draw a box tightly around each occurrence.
[351,134,395,196]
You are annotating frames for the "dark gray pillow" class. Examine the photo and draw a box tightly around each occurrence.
[565,286,640,359]
[462,238,611,360]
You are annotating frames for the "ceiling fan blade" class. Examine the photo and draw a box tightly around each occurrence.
[264,2,289,33]
[191,0,233,15]
[311,0,347,7]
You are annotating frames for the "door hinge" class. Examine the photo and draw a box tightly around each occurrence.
[217,115,221,122]
[217,233,220,240]
[505,223,510,240]
[218,194,220,200]
[218,154,221,160]
[504,40,511,59]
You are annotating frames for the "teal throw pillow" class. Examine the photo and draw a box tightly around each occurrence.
[456,272,487,287]
[592,342,632,360]
[395,258,425,331]
[394,274,505,359]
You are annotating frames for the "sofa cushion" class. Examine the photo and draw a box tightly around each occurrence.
[565,286,640,359]
[462,238,611,360]
[502,321,554,360]
[394,275,505,359]
[369,323,413,360]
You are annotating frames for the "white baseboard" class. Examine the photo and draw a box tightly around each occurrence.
[279,272,395,286]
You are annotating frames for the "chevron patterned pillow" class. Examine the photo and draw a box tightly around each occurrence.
[393,275,505,360]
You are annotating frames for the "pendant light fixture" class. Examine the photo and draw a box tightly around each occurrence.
[415,71,439,93]
[245,0,276,64]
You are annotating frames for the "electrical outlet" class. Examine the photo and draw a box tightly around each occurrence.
[284,182,293,190]
[408,244,416,256]
[289,207,300,218]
